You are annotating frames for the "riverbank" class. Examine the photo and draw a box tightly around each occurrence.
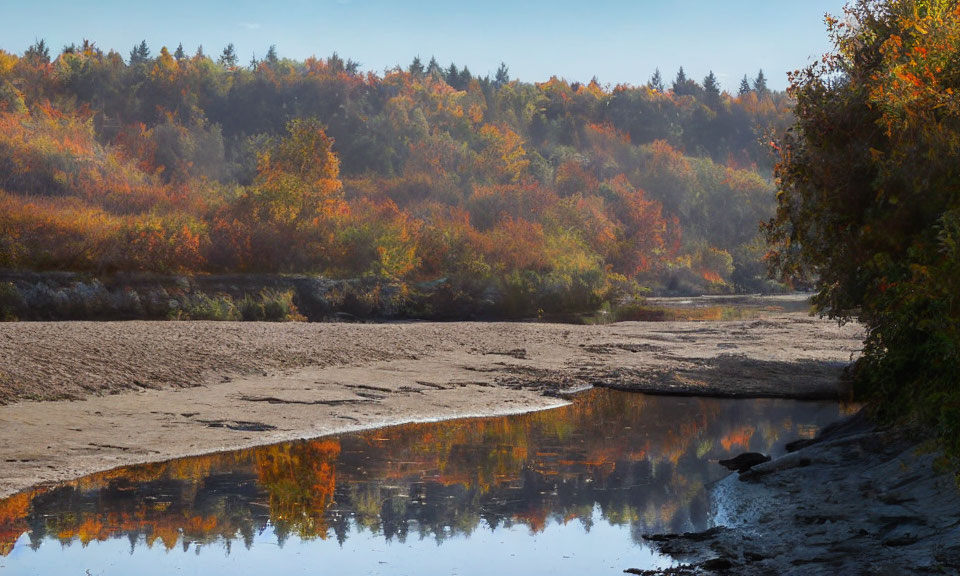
[633,415,960,574]
[0,311,862,498]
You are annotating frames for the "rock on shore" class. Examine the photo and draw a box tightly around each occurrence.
[635,414,960,575]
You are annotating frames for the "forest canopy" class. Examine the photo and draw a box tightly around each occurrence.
[0,38,792,316]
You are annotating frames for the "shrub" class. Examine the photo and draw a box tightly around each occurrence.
[240,289,304,322]
[0,282,24,320]
[183,293,238,321]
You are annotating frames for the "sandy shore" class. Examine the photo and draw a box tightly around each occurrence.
[0,312,863,498]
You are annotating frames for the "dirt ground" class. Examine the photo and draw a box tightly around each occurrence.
[0,308,863,498]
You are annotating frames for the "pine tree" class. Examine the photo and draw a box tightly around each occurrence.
[673,66,687,91]
[738,75,751,96]
[409,56,424,77]
[24,39,50,64]
[265,45,279,67]
[129,40,150,66]
[459,66,473,89]
[648,68,664,92]
[753,69,768,95]
[427,56,442,78]
[80,39,99,57]
[326,52,343,73]
[446,63,460,87]
[494,62,510,88]
[672,66,700,97]
[703,71,721,109]
[174,43,185,62]
[218,43,238,69]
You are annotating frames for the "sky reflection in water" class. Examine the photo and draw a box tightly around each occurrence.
[0,390,851,575]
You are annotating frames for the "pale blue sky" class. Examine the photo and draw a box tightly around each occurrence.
[0,0,846,91]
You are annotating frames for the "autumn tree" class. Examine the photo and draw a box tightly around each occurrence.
[338,198,421,279]
[602,174,668,275]
[766,0,960,457]
[236,118,346,270]
[474,124,530,184]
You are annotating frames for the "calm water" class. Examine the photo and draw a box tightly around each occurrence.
[0,390,850,575]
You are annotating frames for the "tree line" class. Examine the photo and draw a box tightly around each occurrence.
[0,38,792,316]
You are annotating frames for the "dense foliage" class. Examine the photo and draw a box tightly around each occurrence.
[0,39,791,316]
[767,0,960,456]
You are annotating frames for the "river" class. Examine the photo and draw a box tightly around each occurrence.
[0,389,851,575]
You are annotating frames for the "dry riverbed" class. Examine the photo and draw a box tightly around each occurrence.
[0,311,863,498]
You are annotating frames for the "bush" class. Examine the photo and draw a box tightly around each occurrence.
[239,289,304,322]
[183,293,238,320]
[0,282,24,320]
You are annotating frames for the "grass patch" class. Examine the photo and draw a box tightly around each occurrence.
[181,293,239,321]
[238,289,305,322]
[175,289,305,322]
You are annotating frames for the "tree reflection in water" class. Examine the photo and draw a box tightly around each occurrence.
[0,390,851,559]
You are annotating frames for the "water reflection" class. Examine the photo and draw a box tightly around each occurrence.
[0,390,851,575]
